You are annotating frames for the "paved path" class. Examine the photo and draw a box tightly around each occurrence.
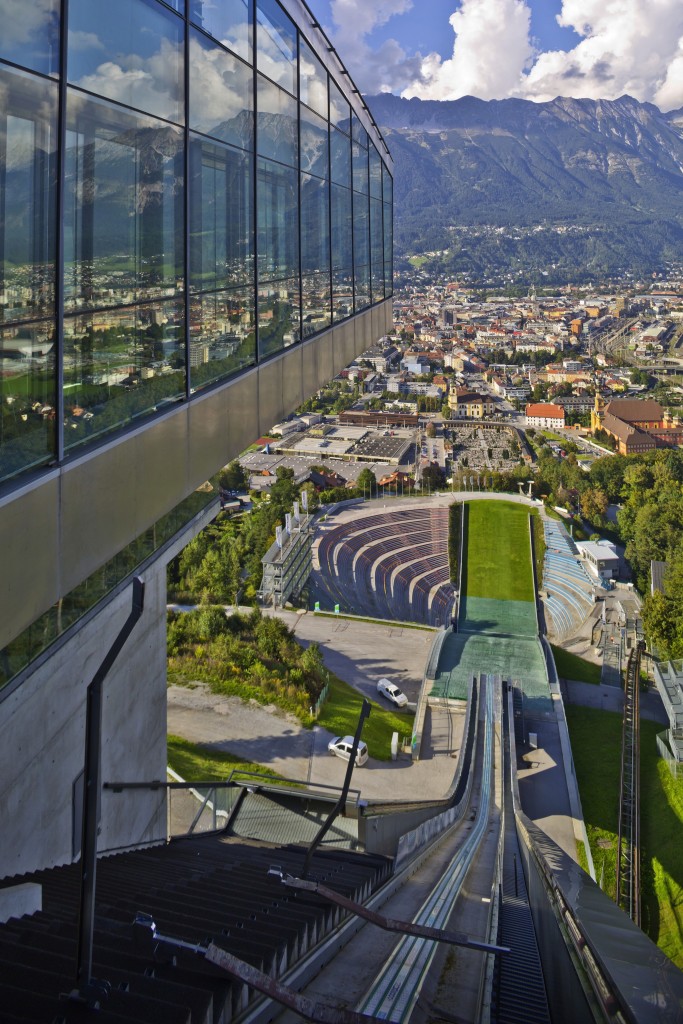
[168,612,465,802]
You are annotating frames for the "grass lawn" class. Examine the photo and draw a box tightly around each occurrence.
[316,675,414,761]
[167,734,288,784]
[640,720,683,967]
[551,644,602,685]
[464,501,535,602]
[565,705,683,968]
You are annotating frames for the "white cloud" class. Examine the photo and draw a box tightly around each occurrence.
[0,0,58,47]
[328,0,683,112]
[68,31,105,53]
[326,0,427,95]
[403,0,533,101]
[72,38,183,123]
[520,0,683,110]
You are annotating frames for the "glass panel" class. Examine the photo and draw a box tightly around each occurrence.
[64,90,184,311]
[330,126,351,188]
[0,320,56,482]
[384,201,393,296]
[189,0,251,63]
[0,0,60,76]
[332,268,353,323]
[0,486,215,693]
[300,105,328,180]
[189,287,255,392]
[330,184,351,271]
[369,141,383,200]
[190,29,253,150]
[370,197,384,301]
[352,138,368,194]
[189,136,253,292]
[301,174,329,276]
[256,76,297,167]
[68,0,184,124]
[382,162,393,208]
[354,193,369,266]
[166,0,185,11]
[352,112,367,148]
[257,158,299,282]
[331,184,352,323]
[63,299,186,448]
[0,65,58,326]
[329,78,350,133]
[256,0,296,95]
[299,38,327,118]
[354,191,369,312]
[354,262,370,313]
[302,273,331,338]
[258,277,300,358]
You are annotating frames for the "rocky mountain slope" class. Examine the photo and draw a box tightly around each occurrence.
[369,93,683,281]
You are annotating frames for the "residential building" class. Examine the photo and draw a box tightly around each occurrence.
[525,403,566,429]
[0,0,393,879]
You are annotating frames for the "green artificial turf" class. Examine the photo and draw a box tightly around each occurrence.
[551,644,602,685]
[316,675,414,761]
[464,501,535,602]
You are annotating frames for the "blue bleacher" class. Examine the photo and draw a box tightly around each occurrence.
[541,519,595,640]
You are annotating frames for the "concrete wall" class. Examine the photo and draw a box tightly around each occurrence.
[0,503,219,881]
[0,567,167,880]
[0,299,392,651]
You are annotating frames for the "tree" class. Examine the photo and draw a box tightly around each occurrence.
[642,590,683,658]
[421,464,446,490]
[580,486,609,524]
[357,467,377,497]
[270,466,298,509]
[426,422,436,438]
[218,459,247,492]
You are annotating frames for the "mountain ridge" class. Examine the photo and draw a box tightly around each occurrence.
[368,94,683,282]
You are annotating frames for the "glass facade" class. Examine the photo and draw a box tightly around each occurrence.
[0,0,392,485]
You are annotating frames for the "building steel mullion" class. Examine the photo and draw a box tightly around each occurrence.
[296,32,303,347]
[55,0,70,465]
[252,0,260,363]
[183,5,191,399]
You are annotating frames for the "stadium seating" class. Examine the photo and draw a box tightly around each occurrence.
[541,520,595,640]
[311,507,454,626]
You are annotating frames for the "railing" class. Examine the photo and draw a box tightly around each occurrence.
[0,489,218,694]
[105,772,362,840]
[310,681,330,719]
[656,731,683,779]
[616,644,642,925]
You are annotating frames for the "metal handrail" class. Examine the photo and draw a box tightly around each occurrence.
[105,774,361,801]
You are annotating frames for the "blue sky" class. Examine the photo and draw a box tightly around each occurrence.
[306,0,683,111]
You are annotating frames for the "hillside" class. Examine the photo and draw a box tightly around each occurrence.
[369,93,683,282]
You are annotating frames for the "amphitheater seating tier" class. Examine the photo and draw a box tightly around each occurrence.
[312,507,455,626]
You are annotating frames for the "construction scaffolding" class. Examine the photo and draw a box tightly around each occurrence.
[258,500,314,608]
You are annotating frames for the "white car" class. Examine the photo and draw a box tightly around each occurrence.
[328,736,369,766]
[376,678,408,707]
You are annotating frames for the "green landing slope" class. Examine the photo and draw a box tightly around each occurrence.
[432,500,551,715]
[462,500,536,603]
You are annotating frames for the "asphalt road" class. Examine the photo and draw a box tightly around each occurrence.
[168,612,464,802]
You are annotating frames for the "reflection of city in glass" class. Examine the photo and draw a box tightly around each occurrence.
[0,0,392,484]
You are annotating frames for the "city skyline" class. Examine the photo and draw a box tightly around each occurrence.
[307,0,683,111]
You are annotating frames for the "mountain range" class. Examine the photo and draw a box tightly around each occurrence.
[368,93,683,284]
